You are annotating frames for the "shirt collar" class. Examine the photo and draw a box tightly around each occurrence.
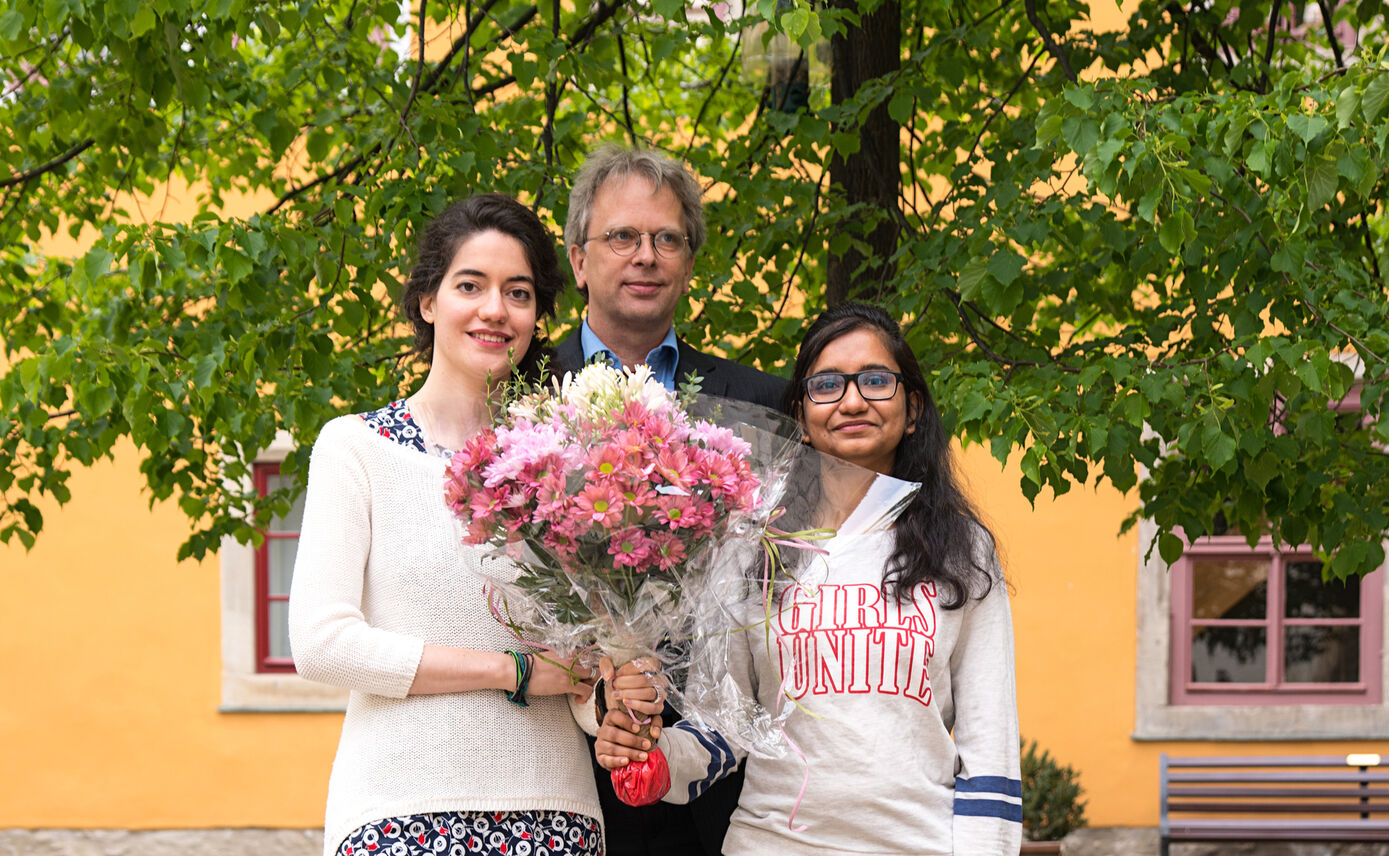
[579,318,681,390]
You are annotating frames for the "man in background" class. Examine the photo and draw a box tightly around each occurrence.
[556,145,786,855]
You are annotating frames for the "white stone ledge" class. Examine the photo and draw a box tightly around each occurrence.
[0,829,322,856]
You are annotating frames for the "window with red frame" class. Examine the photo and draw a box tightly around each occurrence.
[255,462,304,673]
[1171,537,1383,705]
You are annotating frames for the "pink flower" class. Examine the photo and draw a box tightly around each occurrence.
[681,498,718,532]
[691,420,751,457]
[547,510,590,542]
[654,493,695,530]
[620,483,659,518]
[541,529,580,565]
[443,476,475,516]
[648,532,687,571]
[611,427,653,462]
[622,400,678,447]
[694,449,740,499]
[451,429,497,475]
[462,517,495,545]
[608,527,655,569]
[574,482,625,528]
[724,464,761,510]
[469,485,513,520]
[585,443,631,482]
[533,471,570,522]
[485,422,569,487]
[653,446,695,491]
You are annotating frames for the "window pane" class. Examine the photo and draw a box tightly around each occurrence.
[265,473,305,532]
[269,538,297,595]
[1285,560,1360,618]
[1191,626,1266,683]
[268,600,291,660]
[1191,559,1268,619]
[1284,626,1360,683]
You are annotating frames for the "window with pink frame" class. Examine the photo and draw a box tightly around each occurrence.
[254,462,303,673]
[1170,538,1383,705]
[1171,384,1384,705]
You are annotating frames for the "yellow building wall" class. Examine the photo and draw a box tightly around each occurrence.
[966,443,1380,826]
[4,432,1378,830]
[3,0,1378,832]
[0,440,340,829]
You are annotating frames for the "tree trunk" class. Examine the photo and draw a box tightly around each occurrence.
[826,0,901,307]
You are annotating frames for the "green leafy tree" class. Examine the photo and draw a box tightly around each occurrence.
[2,0,1387,575]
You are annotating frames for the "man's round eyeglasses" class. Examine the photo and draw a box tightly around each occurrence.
[584,227,689,259]
[803,370,903,404]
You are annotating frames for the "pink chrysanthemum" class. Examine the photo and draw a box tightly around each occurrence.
[652,446,695,491]
[469,485,513,520]
[485,422,569,488]
[451,429,497,475]
[690,420,752,457]
[681,497,719,532]
[608,527,655,569]
[654,493,695,530]
[695,449,740,500]
[574,482,625,529]
[649,531,687,571]
[585,443,630,482]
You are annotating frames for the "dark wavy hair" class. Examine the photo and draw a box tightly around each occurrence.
[782,302,997,609]
[399,193,562,380]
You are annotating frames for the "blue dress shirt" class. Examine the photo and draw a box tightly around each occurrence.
[579,318,681,390]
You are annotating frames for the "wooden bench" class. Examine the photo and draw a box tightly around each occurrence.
[1159,753,1389,854]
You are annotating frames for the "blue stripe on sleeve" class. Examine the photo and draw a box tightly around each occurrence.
[953,797,1024,823]
[955,776,1023,798]
[671,721,736,800]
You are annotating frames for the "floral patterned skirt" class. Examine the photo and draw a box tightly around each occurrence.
[339,810,602,856]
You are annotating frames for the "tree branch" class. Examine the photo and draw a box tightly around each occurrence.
[1363,211,1384,286]
[735,171,828,363]
[1023,0,1077,83]
[683,31,743,162]
[617,30,639,148]
[0,139,96,189]
[1258,1,1280,93]
[400,0,429,126]
[1316,0,1344,69]
[2,28,69,100]
[966,46,1040,166]
[543,0,561,171]
[1161,2,1232,75]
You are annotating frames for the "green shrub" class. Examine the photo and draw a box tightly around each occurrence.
[1021,739,1088,841]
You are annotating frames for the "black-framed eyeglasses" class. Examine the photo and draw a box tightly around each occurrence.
[584,227,689,259]
[803,370,903,404]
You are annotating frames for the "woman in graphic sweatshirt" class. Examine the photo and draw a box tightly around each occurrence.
[596,302,1022,856]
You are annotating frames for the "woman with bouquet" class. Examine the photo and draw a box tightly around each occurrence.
[289,194,604,856]
[595,302,1022,854]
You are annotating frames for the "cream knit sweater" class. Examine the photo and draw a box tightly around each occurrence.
[288,415,602,856]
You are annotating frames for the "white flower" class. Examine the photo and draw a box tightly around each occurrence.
[561,363,623,416]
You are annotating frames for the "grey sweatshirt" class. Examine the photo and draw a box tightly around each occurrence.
[656,516,1022,856]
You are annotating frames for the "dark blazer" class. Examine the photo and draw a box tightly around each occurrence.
[553,331,786,856]
[552,335,788,412]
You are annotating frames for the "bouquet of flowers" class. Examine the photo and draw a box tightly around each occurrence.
[444,362,795,804]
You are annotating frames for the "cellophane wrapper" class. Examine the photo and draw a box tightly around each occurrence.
[673,447,919,760]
